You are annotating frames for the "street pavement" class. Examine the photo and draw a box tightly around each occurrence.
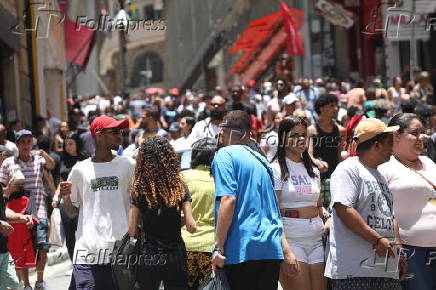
[29,261,284,289]
[30,259,72,289]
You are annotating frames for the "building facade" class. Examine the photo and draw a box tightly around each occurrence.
[0,0,68,125]
[165,0,436,91]
[0,0,32,125]
[99,0,167,96]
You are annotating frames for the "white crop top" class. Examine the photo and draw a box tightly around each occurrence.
[271,158,321,208]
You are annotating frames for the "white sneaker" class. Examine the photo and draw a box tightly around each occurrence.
[34,281,49,290]
[17,281,32,290]
[65,268,73,275]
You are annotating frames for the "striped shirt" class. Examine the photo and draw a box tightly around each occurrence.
[0,155,47,220]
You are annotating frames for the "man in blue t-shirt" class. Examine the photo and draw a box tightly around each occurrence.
[211,110,299,290]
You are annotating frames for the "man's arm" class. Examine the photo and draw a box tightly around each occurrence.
[337,125,346,161]
[61,195,79,219]
[335,203,394,258]
[211,195,236,269]
[5,208,34,227]
[59,181,79,218]
[308,125,328,173]
[40,150,55,170]
[215,196,236,249]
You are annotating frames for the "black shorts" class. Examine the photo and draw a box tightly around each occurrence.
[134,242,189,290]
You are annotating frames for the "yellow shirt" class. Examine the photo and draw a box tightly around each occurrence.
[181,165,215,252]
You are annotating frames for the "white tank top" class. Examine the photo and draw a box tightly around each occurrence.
[271,158,321,208]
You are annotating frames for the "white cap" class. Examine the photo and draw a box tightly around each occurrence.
[283,93,298,105]
[263,82,272,89]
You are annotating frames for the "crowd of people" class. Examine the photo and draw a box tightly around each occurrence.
[0,72,435,290]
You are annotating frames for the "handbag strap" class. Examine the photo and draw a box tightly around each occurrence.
[242,145,274,187]
[395,156,436,191]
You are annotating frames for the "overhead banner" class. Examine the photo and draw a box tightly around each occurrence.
[315,0,355,29]
[383,0,434,41]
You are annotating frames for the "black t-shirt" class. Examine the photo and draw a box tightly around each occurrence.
[227,103,251,115]
[313,123,341,179]
[0,188,8,253]
[132,189,191,247]
[59,154,88,181]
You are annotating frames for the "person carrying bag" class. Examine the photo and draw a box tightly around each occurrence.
[126,136,197,290]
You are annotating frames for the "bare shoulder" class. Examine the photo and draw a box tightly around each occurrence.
[308,125,317,136]
[338,124,346,135]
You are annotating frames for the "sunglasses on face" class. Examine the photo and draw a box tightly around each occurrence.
[404,130,426,138]
[99,128,126,135]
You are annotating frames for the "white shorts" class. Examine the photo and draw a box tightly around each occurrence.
[282,216,325,265]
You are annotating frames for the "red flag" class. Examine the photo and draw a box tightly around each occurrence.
[280,0,304,56]
[65,20,96,66]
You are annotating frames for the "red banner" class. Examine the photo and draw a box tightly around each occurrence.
[65,20,96,67]
[280,0,304,56]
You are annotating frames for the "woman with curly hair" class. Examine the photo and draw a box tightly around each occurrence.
[129,136,196,290]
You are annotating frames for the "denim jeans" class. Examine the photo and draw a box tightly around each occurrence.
[401,245,436,290]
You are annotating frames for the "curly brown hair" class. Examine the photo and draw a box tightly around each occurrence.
[131,135,185,210]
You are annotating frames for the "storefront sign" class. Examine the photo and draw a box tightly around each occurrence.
[315,0,355,29]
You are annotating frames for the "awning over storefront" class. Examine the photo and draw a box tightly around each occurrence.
[226,9,303,84]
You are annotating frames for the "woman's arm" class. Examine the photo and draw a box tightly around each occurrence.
[128,205,140,238]
[182,201,197,234]
[317,197,324,218]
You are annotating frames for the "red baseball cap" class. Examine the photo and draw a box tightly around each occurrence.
[90,115,129,138]
[169,88,179,95]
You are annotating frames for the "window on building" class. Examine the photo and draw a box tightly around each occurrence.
[130,51,163,88]
[142,3,163,20]
[144,5,154,20]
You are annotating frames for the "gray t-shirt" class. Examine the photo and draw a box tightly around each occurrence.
[325,158,399,279]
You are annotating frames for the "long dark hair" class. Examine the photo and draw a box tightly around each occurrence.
[272,116,316,180]
[61,133,87,167]
[62,133,84,157]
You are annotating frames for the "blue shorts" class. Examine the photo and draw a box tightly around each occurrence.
[401,245,436,290]
[35,219,50,251]
[69,264,117,290]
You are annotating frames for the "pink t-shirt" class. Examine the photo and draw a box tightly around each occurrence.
[379,156,436,247]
